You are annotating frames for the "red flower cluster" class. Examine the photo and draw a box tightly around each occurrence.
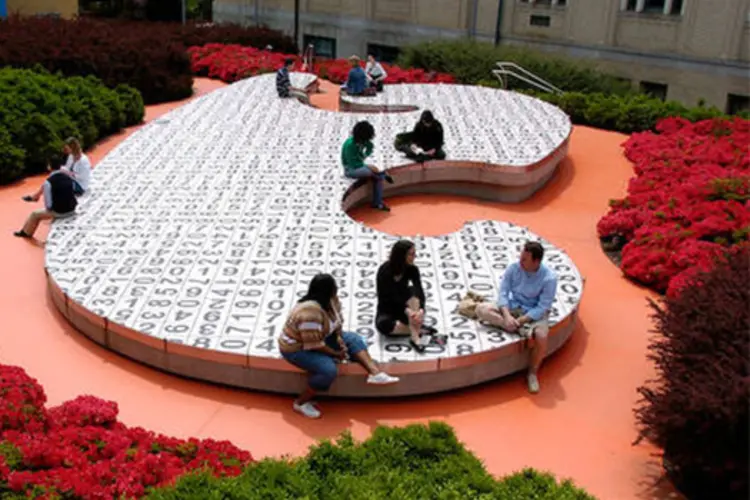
[0,365,252,499]
[188,43,455,85]
[598,117,750,297]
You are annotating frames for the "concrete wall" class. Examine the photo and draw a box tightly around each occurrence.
[6,0,78,18]
[214,0,750,110]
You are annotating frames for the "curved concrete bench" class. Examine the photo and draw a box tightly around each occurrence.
[44,73,583,397]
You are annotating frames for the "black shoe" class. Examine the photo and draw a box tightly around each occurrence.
[421,325,438,335]
[22,196,33,202]
[372,203,391,212]
[384,174,394,184]
[13,230,30,238]
[409,339,426,354]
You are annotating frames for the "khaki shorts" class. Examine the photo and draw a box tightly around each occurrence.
[476,303,549,339]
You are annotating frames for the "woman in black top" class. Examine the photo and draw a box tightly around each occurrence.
[394,110,447,163]
[376,240,433,352]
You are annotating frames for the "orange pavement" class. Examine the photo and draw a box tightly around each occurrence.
[0,78,677,499]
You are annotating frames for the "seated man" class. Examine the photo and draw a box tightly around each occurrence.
[276,58,310,104]
[475,241,558,394]
[341,55,371,96]
[394,110,446,162]
[14,161,77,239]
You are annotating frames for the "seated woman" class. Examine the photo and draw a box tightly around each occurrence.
[279,274,399,418]
[376,240,436,353]
[341,120,393,212]
[394,110,447,163]
[341,55,370,96]
[365,54,388,92]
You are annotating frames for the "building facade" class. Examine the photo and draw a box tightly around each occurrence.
[214,0,750,111]
[4,0,78,18]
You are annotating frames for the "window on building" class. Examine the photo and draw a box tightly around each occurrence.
[640,81,668,101]
[622,0,683,15]
[726,94,750,115]
[519,0,567,5]
[366,43,401,64]
[303,35,337,59]
[530,14,551,26]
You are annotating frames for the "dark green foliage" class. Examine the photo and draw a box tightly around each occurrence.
[397,40,634,95]
[0,67,144,184]
[635,247,750,499]
[146,422,596,500]
[529,91,727,133]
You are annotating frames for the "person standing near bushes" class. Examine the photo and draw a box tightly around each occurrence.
[14,161,77,239]
[474,241,558,394]
[60,137,92,195]
[275,58,310,104]
[279,273,399,419]
[341,120,394,212]
[394,110,447,163]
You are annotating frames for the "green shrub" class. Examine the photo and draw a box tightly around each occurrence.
[146,422,595,500]
[527,91,725,133]
[397,40,633,95]
[0,67,144,184]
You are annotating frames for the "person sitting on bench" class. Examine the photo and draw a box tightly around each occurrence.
[365,54,387,92]
[14,160,77,239]
[60,137,92,195]
[341,120,394,212]
[276,58,310,103]
[341,55,370,96]
[394,110,446,162]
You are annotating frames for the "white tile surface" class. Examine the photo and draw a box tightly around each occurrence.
[45,73,582,362]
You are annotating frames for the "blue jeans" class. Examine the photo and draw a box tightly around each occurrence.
[282,332,368,391]
[72,180,84,196]
[346,167,384,207]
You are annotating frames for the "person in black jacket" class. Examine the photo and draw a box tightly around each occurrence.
[376,239,434,353]
[14,161,77,238]
[394,110,447,163]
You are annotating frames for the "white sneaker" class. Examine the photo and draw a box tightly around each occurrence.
[293,401,321,419]
[367,372,400,385]
[527,373,540,394]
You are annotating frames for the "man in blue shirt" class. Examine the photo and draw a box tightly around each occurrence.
[476,241,558,393]
[341,55,368,95]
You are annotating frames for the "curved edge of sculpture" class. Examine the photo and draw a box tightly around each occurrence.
[48,271,580,397]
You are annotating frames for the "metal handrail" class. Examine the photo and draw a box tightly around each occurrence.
[492,61,563,95]
[302,44,315,73]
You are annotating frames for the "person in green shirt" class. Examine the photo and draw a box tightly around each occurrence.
[341,121,393,212]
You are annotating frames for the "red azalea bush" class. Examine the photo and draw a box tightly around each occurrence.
[598,116,750,296]
[0,365,252,499]
[189,43,456,85]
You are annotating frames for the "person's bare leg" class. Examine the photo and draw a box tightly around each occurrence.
[405,296,423,344]
[475,303,508,328]
[529,327,549,374]
[296,386,316,405]
[352,349,380,375]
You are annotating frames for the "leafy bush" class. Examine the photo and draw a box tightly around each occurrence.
[596,116,749,296]
[0,67,143,184]
[634,246,750,500]
[0,16,295,104]
[530,91,729,134]
[397,40,633,95]
[148,422,595,500]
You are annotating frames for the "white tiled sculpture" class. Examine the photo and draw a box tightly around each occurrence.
[45,73,582,364]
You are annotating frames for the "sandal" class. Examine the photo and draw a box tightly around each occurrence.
[22,195,33,202]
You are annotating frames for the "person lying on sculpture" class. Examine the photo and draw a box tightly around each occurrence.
[278,273,399,419]
[394,110,446,163]
[375,239,437,353]
[475,241,558,394]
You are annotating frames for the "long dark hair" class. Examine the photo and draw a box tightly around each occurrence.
[299,273,338,312]
[419,110,434,125]
[389,239,414,277]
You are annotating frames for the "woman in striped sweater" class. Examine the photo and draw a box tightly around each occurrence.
[279,274,399,418]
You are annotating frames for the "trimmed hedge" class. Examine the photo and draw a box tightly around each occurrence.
[147,422,596,500]
[0,67,144,184]
[634,246,749,500]
[397,40,633,95]
[0,16,295,104]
